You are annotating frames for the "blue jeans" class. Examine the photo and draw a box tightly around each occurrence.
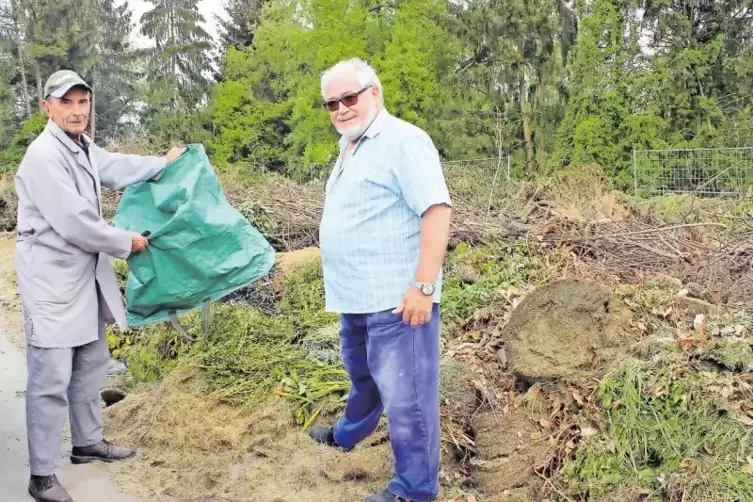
[333,304,441,502]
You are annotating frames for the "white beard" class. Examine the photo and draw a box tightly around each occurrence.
[336,103,378,142]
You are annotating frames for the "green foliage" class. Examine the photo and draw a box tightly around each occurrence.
[700,341,753,373]
[442,242,542,322]
[276,362,349,429]
[564,359,753,499]
[551,0,672,186]
[192,305,299,403]
[208,0,482,175]
[0,53,15,149]
[300,323,341,366]
[0,0,752,183]
[116,322,191,383]
[0,113,47,172]
[111,258,129,295]
[207,45,291,167]
[136,0,214,142]
[279,259,338,332]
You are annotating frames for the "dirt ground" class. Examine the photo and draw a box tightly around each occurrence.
[0,233,24,346]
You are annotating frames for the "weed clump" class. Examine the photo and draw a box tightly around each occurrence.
[192,305,299,404]
[700,340,753,373]
[563,358,753,500]
[279,259,338,333]
[442,242,541,322]
[300,323,341,365]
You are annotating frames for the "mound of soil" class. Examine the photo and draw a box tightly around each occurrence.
[502,279,632,383]
[439,359,478,423]
[471,409,550,496]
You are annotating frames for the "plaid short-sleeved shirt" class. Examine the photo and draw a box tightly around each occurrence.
[319,109,452,314]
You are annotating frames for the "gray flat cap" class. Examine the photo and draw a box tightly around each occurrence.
[44,70,92,99]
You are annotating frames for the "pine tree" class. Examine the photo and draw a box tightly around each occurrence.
[90,0,139,140]
[217,0,268,51]
[140,0,213,108]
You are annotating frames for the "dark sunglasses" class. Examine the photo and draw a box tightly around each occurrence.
[322,85,372,112]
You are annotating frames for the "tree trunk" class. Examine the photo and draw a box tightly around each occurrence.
[90,67,97,140]
[35,61,42,111]
[537,65,548,165]
[519,70,535,174]
[10,0,31,118]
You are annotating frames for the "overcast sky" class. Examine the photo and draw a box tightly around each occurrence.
[123,0,227,48]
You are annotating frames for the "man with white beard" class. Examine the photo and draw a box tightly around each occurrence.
[308,58,453,502]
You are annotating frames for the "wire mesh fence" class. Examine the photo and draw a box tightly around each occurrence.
[633,147,753,197]
[285,156,511,200]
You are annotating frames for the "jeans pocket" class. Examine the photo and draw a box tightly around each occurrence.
[366,308,404,328]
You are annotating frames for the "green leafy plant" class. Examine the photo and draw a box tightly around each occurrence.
[275,362,350,429]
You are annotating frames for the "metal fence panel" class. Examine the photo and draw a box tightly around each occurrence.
[286,156,511,194]
[633,147,753,197]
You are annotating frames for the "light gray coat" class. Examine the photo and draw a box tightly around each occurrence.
[14,119,167,348]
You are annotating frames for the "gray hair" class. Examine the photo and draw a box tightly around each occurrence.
[320,58,383,104]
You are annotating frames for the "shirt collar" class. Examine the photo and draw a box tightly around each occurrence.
[338,108,390,150]
[46,119,91,153]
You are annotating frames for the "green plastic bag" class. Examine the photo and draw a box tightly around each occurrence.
[113,144,275,330]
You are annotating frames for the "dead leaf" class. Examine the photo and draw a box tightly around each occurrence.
[734,414,753,426]
[539,418,553,429]
[678,333,695,353]
[698,321,708,346]
[681,458,692,470]
[573,390,586,406]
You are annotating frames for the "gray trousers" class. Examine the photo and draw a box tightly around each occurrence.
[25,304,109,476]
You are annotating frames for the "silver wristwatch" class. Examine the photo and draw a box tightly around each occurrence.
[415,282,436,296]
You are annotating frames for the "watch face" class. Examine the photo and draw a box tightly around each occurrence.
[422,284,435,296]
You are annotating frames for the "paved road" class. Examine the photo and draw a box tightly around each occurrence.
[0,330,139,502]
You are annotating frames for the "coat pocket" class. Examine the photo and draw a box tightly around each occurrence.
[30,248,87,305]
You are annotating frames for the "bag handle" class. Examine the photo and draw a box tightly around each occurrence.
[168,299,212,343]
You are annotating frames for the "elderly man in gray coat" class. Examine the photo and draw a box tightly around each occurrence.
[14,69,185,502]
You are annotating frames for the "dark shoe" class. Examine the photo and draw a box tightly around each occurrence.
[70,439,135,464]
[307,425,339,447]
[28,475,73,502]
[366,490,408,502]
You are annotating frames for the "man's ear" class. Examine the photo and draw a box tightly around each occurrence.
[40,99,51,117]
